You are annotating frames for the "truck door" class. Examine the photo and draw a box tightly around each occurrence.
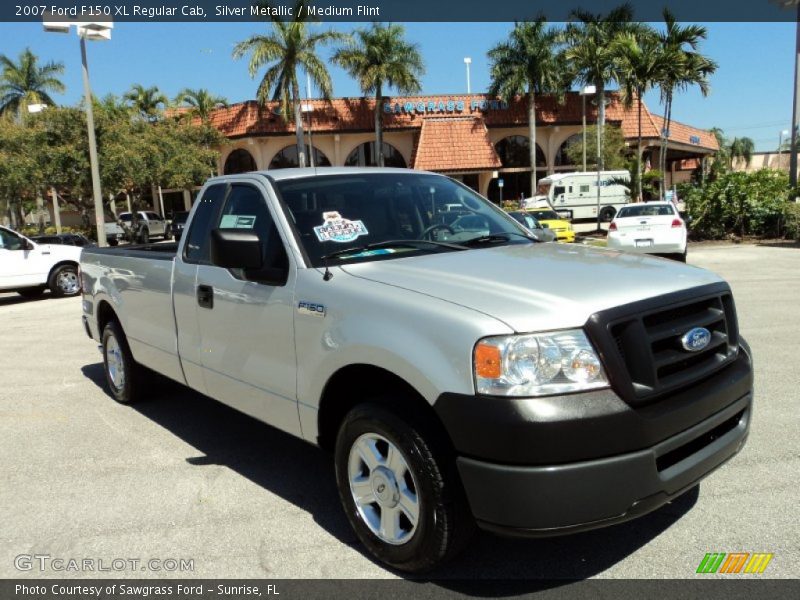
[193,182,300,437]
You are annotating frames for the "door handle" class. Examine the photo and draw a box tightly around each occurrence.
[197,284,214,309]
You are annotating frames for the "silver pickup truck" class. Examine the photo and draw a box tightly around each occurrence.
[80,168,753,572]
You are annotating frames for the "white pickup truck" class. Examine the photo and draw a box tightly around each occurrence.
[105,211,168,245]
[80,168,753,572]
[0,225,82,297]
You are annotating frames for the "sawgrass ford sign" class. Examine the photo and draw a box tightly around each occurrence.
[383,97,509,114]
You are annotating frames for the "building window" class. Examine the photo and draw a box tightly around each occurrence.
[494,136,546,168]
[268,145,331,169]
[223,149,257,174]
[345,142,407,168]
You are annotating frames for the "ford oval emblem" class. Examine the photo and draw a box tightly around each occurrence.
[681,327,711,352]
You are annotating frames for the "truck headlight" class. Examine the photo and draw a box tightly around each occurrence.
[474,330,609,396]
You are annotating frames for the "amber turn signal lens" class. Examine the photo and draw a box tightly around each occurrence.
[475,342,502,379]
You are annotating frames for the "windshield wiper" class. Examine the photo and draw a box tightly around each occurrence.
[460,231,539,246]
[319,239,468,281]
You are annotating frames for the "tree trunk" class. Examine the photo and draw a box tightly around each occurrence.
[664,95,674,195]
[597,81,605,171]
[293,79,306,168]
[528,88,537,198]
[637,92,643,202]
[375,81,384,167]
[660,91,671,199]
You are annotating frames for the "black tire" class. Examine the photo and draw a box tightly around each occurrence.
[334,402,474,573]
[600,206,616,223]
[17,287,45,298]
[108,239,119,247]
[676,248,687,263]
[101,320,143,404]
[138,227,150,244]
[48,264,81,297]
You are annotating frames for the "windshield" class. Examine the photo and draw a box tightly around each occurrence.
[275,173,532,267]
[529,210,560,221]
[617,204,675,218]
[536,182,551,196]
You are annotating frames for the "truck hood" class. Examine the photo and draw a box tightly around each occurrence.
[340,243,723,332]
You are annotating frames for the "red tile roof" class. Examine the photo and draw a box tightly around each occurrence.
[411,117,502,172]
[205,92,718,152]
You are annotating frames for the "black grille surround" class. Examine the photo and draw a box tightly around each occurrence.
[586,282,740,405]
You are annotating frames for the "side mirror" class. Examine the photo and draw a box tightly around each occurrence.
[21,239,35,251]
[210,229,263,270]
[209,228,289,286]
[541,223,549,229]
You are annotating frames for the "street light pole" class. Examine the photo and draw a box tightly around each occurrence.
[464,57,472,94]
[79,33,106,246]
[44,17,112,245]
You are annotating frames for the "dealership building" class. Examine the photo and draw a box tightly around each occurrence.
[209,91,718,203]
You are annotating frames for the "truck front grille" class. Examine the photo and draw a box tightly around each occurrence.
[587,283,740,404]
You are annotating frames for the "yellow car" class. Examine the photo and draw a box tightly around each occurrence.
[525,209,575,243]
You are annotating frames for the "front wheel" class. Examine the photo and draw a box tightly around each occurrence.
[334,403,473,572]
[48,265,80,297]
[101,320,143,404]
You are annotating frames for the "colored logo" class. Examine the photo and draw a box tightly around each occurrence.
[313,211,369,244]
[681,327,711,352]
[696,553,773,574]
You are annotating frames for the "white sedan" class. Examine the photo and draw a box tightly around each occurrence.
[607,202,687,261]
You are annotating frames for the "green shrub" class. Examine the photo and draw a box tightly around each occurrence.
[784,202,800,241]
[683,169,791,239]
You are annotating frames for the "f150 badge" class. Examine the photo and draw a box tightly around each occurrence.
[298,301,326,317]
[681,327,711,352]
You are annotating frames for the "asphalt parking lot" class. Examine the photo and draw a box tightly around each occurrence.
[0,243,798,582]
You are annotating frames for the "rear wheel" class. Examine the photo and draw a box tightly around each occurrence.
[101,320,143,404]
[48,265,80,297]
[138,227,150,244]
[675,248,687,263]
[334,402,473,572]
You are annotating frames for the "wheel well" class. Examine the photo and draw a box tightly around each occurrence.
[46,260,79,283]
[316,364,452,453]
[96,300,119,335]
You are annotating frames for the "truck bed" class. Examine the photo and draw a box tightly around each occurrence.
[81,241,184,384]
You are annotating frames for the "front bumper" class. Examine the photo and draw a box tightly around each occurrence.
[434,345,752,535]
[555,230,576,243]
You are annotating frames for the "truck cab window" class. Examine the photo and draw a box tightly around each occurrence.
[184,183,227,264]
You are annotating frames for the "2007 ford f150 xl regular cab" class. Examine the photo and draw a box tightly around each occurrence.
[80,168,753,572]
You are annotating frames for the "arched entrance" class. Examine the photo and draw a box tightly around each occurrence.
[223,149,257,174]
[345,141,407,168]
[487,136,546,202]
[268,145,331,169]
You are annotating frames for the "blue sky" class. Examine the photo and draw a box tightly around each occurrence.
[0,20,794,150]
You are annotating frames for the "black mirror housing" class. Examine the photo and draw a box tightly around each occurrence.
[210,229,263,270]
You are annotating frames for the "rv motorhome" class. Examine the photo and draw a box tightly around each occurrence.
[524,171,631,222]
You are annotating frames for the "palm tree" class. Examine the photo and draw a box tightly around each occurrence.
[232,1,345,168]
[0,48,65,118]
[564,3,638,170]
[614,28,665,201]
[332,23,424,168]
[175,88,228,123]
[729,137,755,169]
[488,18,568,193]
[656,9,717,191]
[124,84,168,121]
